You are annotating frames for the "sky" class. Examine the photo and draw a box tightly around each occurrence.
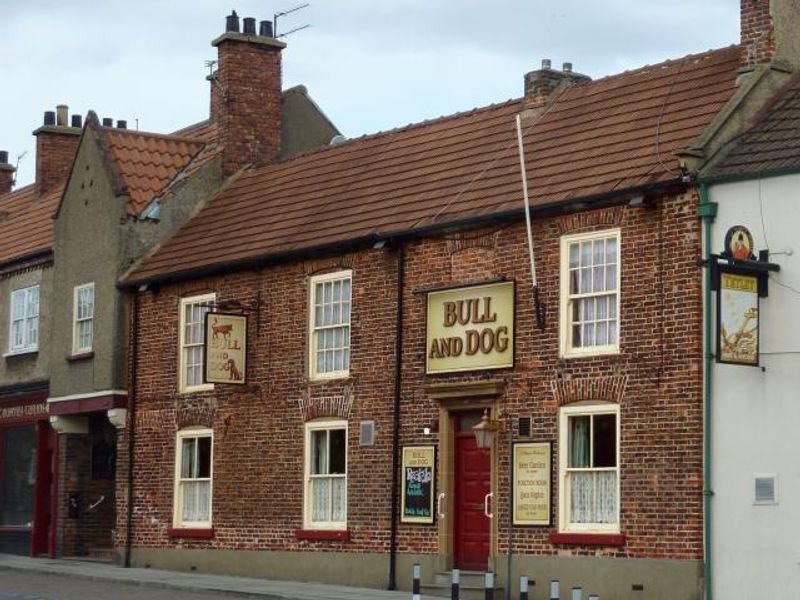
[1,0,739,187]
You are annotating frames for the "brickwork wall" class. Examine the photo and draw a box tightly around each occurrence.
[120,188,703,563]
[216,38,282,174]
[117,249,399,554]
[741,0,775,68]
[35,129,80,195]
[57,430,116,556]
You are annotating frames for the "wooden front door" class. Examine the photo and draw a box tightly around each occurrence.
[454,412,491,570]
[31,421,56,557]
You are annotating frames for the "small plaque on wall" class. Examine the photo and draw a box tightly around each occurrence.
[401,446,436,524]
[204,313,247,384]
[513,441,552,526]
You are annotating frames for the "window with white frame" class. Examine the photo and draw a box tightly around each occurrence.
[8,285,39,354]
[179,294,215,392]
[559,403,620,533]
[173,428,213,528]
[308,271,351,379]
[304,420,347,529]
[560,229,620,357]
[72,283,94,354]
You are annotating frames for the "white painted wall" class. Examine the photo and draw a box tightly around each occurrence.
[709,173,800,599]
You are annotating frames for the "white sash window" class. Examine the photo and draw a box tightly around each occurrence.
[8,285,39,354]
[304,420,347,529]
[173,429,213,528]
[308,271,351,379]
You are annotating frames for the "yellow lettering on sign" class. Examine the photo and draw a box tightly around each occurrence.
[721,273,757,293]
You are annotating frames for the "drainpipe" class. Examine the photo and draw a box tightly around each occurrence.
[124,292,139,568]
[698,184,717,600]
[388,241,405,590]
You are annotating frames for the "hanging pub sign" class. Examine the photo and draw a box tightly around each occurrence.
[717,270,760,366]
[401,446,436,524]
[723,225,756,261]
[426,281,515,374]
[512,442,552,526]
[204,312,247,384]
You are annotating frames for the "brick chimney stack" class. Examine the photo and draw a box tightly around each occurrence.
[523,60,591,110]
[0,151,15,196]
[211,11,286,176]
[741,0,800,70]
[33,105,81,195]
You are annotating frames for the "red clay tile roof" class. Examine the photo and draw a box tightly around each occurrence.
[707,73,800,178]
[0,184,62,266]
[124,46,742,285]
[102,128,207,215]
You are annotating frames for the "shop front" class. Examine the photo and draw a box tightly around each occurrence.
[0,382,57,556]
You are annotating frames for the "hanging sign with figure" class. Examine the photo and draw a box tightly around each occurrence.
[204,313,247,384]
[717,270,759,366]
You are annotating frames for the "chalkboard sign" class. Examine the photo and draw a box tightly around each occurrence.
[401,446,435,524]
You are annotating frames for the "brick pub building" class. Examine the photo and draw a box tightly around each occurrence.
[118,3,798,599]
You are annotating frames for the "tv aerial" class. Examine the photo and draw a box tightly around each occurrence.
[274,3,311,38]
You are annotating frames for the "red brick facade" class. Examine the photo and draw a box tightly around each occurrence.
[214,34,284,175]
[34,127,80,196]
[119,187,704,572]
[741,0,775,68]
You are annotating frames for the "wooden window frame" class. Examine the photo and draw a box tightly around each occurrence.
[72,283,95,355]
[559,228,621,358]
[7,285,39,355]
[178,293,215,393]
[308,270,352,380]
[303,419,348,531]
[172,427,213,529]
[558,402,621,534]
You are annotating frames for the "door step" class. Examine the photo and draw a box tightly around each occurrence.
[422,570,502,600]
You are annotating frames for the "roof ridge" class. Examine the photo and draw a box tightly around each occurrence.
[103,126,206,145]
[583,44,741,88]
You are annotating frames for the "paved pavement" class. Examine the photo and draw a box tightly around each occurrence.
[0,554,413,600]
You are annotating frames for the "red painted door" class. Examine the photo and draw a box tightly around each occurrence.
[454,412,491,571]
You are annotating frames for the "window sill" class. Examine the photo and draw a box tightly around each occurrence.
[549,533,625,547]
[167,527,214,539]
[0,525,32,532]
[179,384,214,395]
[294,529,350,541]
[66,351,94,362]
[560,347,620,360]
[4,349,38,358]
[308,372,350,383]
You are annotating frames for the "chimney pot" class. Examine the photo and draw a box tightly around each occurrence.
[541,58,552,70]
[0,151,8,164]
[102,118,113,127]
[225,10,240,33]
[259,20,274,37]
[243,17,256,35]
[71,114,83,128]
[563,62,573,73]
[44,111,56,126]
[56,105,69,126]
[117,120,127,129]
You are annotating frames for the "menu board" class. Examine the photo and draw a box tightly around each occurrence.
[401,446,435,524]
[513,442,552,526]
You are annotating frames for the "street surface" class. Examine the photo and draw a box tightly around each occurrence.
[0,571,240,599]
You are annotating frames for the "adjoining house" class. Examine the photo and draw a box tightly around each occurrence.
[699,73,800,599]
[117,2,800,598]
[0,110,82,557]
[0,12,337,559]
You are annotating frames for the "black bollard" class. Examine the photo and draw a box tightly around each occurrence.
[519,575,530,600]
[412,564,420,600]
[572,587,582,600]
[550,580,560,600]
[451,568,460,600]
[485,570,495,600]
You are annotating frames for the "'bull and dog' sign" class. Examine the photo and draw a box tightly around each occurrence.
[426,281,515,374]
[204,312,247,384]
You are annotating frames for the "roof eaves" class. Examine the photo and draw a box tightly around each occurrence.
[120,176,683,289]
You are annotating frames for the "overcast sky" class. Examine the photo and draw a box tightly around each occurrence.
[1,0,739,187]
